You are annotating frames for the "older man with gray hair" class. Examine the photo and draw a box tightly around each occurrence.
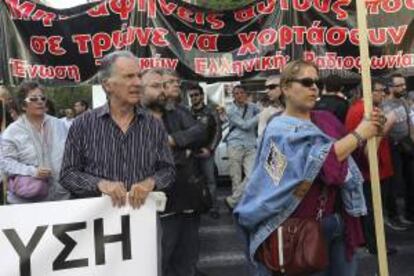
[60,50,175,208]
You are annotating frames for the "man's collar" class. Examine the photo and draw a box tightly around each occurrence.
[97,103,146,118]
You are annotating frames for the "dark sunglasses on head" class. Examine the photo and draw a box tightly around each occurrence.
[189,93,201,98]
[265,84,280,90]
[290,78,324,90]
[24,95,47,103]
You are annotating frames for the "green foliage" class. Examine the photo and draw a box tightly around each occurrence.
[43,86,92,117]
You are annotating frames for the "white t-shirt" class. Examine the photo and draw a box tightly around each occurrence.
[258,106,283,137]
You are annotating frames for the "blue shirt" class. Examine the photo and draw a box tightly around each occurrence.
[226,102,260,148]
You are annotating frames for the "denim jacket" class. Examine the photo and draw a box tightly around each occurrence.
[234,114,366,269]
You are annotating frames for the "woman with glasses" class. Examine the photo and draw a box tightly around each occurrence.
[1,81,70,204]
[235,60,385,276]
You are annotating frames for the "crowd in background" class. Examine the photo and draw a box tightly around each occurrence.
[0,51,413,276]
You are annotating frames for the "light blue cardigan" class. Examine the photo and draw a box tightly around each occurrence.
[1,114,70,203]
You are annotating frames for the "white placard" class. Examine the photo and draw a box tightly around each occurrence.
[92,85,107,108]
[0,196,158,276]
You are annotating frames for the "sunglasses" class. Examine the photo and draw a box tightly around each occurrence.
[24,95,47,103]
[265,84,280,90]
[189,93,201,98]
[290,78,324,90]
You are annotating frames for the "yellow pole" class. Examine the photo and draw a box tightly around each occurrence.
[355,1,389,275]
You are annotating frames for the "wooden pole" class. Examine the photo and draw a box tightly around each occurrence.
[355,1,389,275]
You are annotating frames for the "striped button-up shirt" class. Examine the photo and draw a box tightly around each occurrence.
[59,104,175,197]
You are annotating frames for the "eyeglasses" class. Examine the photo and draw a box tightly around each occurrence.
[24,95,47,103]
[265,84,280,90]
[290,78,324,90]
[189,93,201,98]
[164,79,182,86]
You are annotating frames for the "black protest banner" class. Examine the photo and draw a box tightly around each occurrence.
[0,0,413,85]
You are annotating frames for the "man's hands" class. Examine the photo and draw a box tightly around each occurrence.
[98,180,127,207]
[97,178,155,209]
[355,107,385,140]
[129,178,156,209]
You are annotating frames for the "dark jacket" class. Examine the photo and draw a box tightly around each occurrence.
[162,103,207,213]
[314,94,349,123]
[191,104,222,152]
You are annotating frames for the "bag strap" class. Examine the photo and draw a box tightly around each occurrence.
[22,115,47,166]
[1,99,6,132]
[316,185,329,221]
[2,175,7,205]
[223,104,248,142]
[1,99,7,204]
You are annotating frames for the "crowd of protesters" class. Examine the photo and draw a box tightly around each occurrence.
[0,50,414,276]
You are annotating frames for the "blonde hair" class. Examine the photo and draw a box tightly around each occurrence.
[280,60,319,90]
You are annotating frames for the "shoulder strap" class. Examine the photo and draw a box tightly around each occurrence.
[224,104,249,142]
[1,99,7,205]
[1,99,6,132]
[241,104,248,118]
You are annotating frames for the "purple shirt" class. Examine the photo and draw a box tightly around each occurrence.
[292,111,364,259]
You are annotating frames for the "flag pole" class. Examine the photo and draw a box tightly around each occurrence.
[355,1,389,275]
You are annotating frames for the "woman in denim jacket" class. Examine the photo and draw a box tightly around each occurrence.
[235,60,384,276]
[1,81,70,204]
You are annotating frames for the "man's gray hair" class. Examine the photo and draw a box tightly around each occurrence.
[98,50,137,83]
[141,68,165,78]
[162,68,180,78]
